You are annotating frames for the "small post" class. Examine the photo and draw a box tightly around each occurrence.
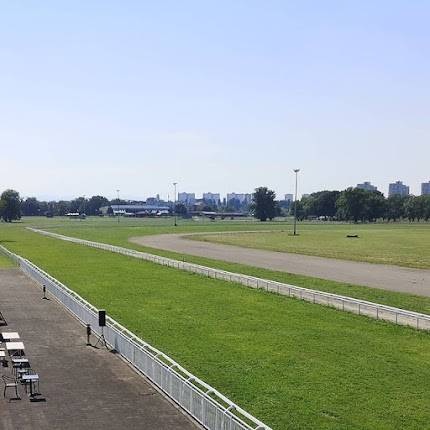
[86,324,92,346]
[42,285,48,300]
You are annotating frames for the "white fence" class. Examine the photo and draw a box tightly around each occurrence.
[0,244,271,430]
[27,227,430,332]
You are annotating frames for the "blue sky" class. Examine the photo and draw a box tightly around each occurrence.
[1,1,428,201]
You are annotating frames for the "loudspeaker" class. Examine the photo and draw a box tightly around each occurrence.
[98,310,106,327]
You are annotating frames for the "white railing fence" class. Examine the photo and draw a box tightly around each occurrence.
[27,228,430,332]
[0,244,271,430]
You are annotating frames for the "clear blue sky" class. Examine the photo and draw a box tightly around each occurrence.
[1,1,428,201]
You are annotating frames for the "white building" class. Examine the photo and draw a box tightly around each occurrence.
[356,181,377,192]
[178,192,195,205]
[226,193,252,205]
[202,192,221,205]
[422,181,430,195]
[388,181,410,197]
[284,194,294,202]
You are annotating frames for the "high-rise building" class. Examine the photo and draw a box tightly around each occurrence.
[178,192,195,205]
[226,193,252,205]
[356,181,377,192]
[388,181,410,197]
[422,181,430,195]
[202,192,221,205]
[284,194,294,202]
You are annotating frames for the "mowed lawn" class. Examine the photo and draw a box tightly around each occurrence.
[24,216,430,314]
[192,223,430,269]
[1,224,430,429]
[0,252,15,268]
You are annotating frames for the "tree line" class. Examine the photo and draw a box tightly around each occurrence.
[252,187,430,222]
[297,188,430,222]
[0,190,119,222]
[2,187,429,223]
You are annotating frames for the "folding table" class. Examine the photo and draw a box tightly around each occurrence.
[6,341,25,357]
[1,332,20,341]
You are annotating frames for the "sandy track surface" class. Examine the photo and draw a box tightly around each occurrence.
[130,233,430,297]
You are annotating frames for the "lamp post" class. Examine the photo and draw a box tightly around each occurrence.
[293,169,300,236]
[173,182,177,226]
[116,189,120,224]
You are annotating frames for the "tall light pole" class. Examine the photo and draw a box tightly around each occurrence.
[116,189,120,224]
[293,169,300,236]
[173,182,177,226]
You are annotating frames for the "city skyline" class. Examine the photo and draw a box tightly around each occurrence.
[16,177,430,204]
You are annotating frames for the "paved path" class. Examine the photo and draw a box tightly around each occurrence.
[130,234,430,297]
[0,268,199,430]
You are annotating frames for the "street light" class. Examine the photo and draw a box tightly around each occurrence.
[116,189,120,224]
[293,169,300,236]
[173,182,177,226]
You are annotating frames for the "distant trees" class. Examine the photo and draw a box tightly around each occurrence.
[2,186,430,223]
[335,188,386,222]
[21,197,41,216]
[252,187,277,221]
[292,188,430,223]
[301,191,340,219]
[11,194,109,217]
[56,200,71,216]
[0,189,21,222]
[403,195,430,222]
[86,196,109,215]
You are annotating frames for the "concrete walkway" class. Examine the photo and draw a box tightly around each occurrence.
[130,234,430,297]
[0,268,199,430]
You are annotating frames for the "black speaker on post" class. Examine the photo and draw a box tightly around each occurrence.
[98,310,106,327]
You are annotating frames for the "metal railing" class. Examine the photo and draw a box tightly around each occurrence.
[0,244,271,430]
[27,228,430,332]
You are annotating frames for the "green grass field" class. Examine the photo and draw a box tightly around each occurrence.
[192,224,430,269]
[0,252,15,268]
[27,216,430,269]
[18,216,430,314]
[0,220,430,429]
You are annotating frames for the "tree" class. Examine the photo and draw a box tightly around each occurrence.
[252,187,276,221]
[422,196,430,221]
[21,197,41,216]
[86,195,109,215]
[55,200,71,216]
[336,188,368,222]
[364,191,386,222]
[0,189,21,222]
[336,188,386,222]
[301,191,340,219]
[70,197,88,214]
[386,195,407,221]
[0,199,5,220]
[404,196,423,222]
